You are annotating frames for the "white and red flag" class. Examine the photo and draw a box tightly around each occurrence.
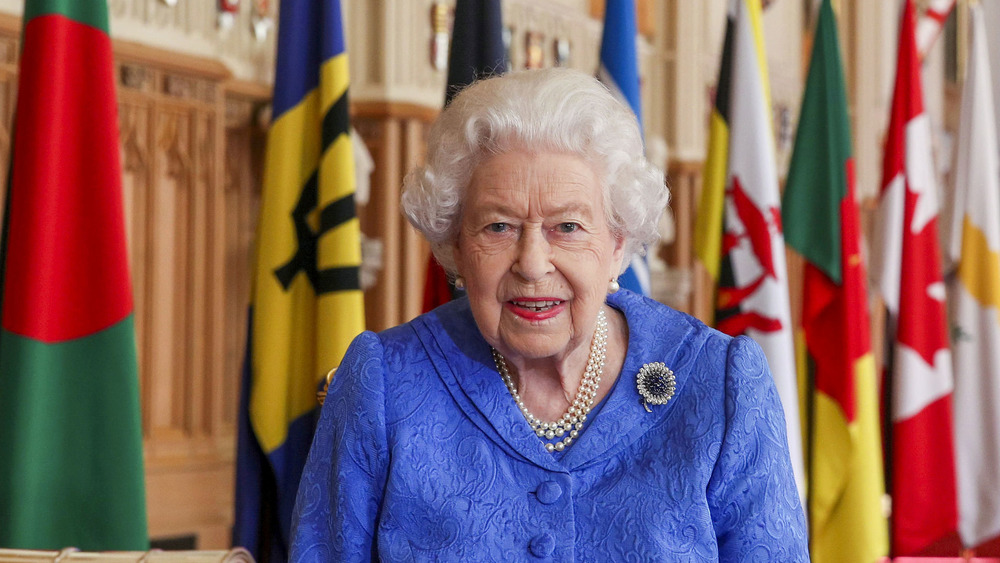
[915,0,956,61]
[712,0,804,502]
[873,0,957,555]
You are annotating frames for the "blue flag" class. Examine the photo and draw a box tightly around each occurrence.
[233,0,365,559]
[598,0,650,296]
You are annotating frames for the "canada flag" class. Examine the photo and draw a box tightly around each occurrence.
[872,0,958,555]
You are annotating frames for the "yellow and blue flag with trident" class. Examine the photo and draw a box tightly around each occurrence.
[233,0,365,559]
[598,0,650,296]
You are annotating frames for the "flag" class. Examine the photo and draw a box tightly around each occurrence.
[423,0,506,313]
[946,3,1000,549]
[873,0,957,555]
[0,0,148,550]
[444,0,506,107]
[782,1,888,561]
[985,0,1000,155]
[915,0,956,61]
[693,5,734,295]
[232,0,366,559]
[696,0,805,502]
[598,0,650,296]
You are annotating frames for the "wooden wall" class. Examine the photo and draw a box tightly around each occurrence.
[0,14,15,212]
[116,43,267,547]
[353,102,437,332]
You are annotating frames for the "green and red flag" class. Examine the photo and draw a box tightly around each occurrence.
[782,2,888,561]
[0,0,148,551]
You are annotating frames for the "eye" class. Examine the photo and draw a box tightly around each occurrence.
[487,222,510,233]
[555,222,580,234]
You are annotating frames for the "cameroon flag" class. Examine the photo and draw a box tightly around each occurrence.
[782,1,888,561]
[0,0,148,551]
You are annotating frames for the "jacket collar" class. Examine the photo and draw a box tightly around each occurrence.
[413,291,705,471]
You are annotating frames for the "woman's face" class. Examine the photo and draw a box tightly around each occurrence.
[454,150,625,365]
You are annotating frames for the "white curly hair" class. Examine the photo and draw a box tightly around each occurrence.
[401,67,669,276]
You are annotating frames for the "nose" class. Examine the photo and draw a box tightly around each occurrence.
[512,226,553,281]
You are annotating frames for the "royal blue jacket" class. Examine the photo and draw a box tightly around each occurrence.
[289,290,808,561]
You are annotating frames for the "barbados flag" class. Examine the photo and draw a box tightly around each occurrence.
[233,0,365,559]
[598,0,650,296]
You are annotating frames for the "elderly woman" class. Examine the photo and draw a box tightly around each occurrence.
[289,68,807,561]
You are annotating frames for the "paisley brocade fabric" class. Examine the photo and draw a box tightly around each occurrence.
[289,290,809,562]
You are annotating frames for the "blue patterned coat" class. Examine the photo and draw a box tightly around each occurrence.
[289,290,808,561]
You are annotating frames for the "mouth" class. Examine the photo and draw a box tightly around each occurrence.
[508,298,564,312]
[505,298,566,321]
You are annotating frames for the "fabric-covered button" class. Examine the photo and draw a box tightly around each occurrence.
[528,533,555,558]
[535,481,563,504]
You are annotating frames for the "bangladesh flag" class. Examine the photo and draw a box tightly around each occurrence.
[0,0,148,551]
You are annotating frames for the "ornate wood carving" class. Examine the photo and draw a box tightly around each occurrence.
[222,94,263,437]
[0,13,18,223]
[353,104,433,332]
[662,160,702,318]
[114,39,261,547]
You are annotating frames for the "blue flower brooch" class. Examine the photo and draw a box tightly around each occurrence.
[636,362,676,412]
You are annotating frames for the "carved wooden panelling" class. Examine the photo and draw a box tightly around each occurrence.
[222,92,264,435]
[354,105,434,332]
[662,160,701,317]
[0,16,17,223]
[114,44,255,546]
[118,93,154,433]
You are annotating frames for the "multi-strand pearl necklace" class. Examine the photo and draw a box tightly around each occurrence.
[492,309,608,452]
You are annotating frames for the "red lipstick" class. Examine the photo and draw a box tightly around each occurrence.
[505,298,566,321]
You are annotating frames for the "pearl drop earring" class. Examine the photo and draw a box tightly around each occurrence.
[608,278,620,294]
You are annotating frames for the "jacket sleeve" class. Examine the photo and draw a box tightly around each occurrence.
[289,331,389,563]
[707,335,810,562]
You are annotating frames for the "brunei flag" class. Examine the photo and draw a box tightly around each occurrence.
[693,7,734,297]
[0,0,148,551]
[233,0,365,559]
[782,1,888,561]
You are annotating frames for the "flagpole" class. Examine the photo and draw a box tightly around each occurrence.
[882,307,896,556]
[805,352,816,544]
